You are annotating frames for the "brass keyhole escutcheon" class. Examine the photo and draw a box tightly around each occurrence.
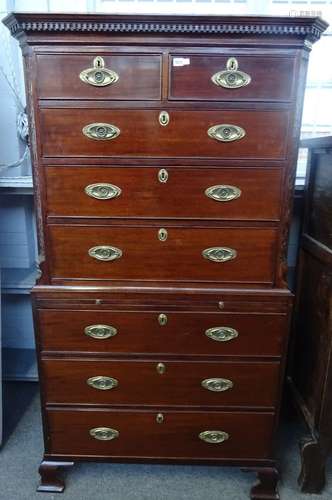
[156,413,164,424]
[156,362,166,374]
[158,228,168,241]
[158,313,168,326]
[158,169,168,183]
[159,111,170,126]
[228,57,238,71]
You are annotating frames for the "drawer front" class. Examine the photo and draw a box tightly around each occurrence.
[45,166,282,221]
[48,225,277,284]
[40,108,289,160]
[38,309,287,357]
[169,54,295,102]
[36,54,162,100]
[46,408,275,459]
[42,359,280,407]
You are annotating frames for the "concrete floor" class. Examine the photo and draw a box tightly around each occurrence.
[0,382,331,500]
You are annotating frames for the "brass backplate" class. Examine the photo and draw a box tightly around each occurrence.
[87,376,118,390]
[211,57,251,89]
[199,430,229,444]
[79,56,119,87]
[202,247,237,263]
[201,378,234,392]
[88,245,122,262]
[205,185,241,202]
[84,324,118,339]
[82,122,120,141]
[85,183,122,200]
[207,124,245,143]
[205,326,239,342]
[89,427,119,440]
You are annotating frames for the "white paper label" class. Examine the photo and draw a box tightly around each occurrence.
[173,57,190,67]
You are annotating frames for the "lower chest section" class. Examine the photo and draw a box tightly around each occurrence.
[35,288,291,461]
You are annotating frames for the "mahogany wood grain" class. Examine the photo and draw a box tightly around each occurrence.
[169,54,295,102]
[32,286,292,310]
[305,151,332,249]
[37,461,74,493]
[46,408,275,459]
[37,308,287,357]
[42,358,280,407]
[40,108,290,160]
[44,166,282,221]
[4,11,325,495]
[250,467,280,499]
[36,53,162,100]
[48,225,277,283]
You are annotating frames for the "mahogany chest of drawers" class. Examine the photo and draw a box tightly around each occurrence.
[4,12,327,499]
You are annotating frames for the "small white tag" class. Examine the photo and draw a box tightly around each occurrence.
[173,57,190,67]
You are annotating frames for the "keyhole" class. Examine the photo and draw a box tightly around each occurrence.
[159,111,170,127]
[158,169,168,183]
[93,56,105,69]
[158,228,168,241]
[227,57,238,71]
[156,413,164,424]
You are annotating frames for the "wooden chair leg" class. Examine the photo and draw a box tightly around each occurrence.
[37,460,74,493]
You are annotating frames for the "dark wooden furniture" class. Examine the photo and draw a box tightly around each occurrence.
[4,12,327,498]
[289,136,332,494]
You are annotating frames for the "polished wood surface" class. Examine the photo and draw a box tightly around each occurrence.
[37,308,287,357]
[46,408,275,459]
[36,53,162,100]
[48,225,277,283]
[5,11,325,496]
[305,152,332,249]
[42,358,280,407]
[40,108,290,160]
[44,166,283,221]
[289,137,332,494]
[169,54,295,102]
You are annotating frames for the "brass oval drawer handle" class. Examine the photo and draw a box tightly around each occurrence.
[82,122,120,141]
[202,247,237,263]
[85,183,122,200]
[199,430,229,444]
[89,427,119,441]
[211,57,251,89]
[79,56,119,87]
[208,124,245,143]
[87,376,118,390]
[201,378,234,392]
[88,245,122,262]
[205,185,241,202]
[205,326,239,342]
[85,324,118,339]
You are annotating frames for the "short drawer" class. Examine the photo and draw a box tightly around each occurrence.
[169,54,295,101]
[48,225,277,284]
[40,108,289,161]
[36,53,162,100]
[46,408,275,460]
[37,309,287,357]
[42,359,280,407]
[45,166,282,221]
